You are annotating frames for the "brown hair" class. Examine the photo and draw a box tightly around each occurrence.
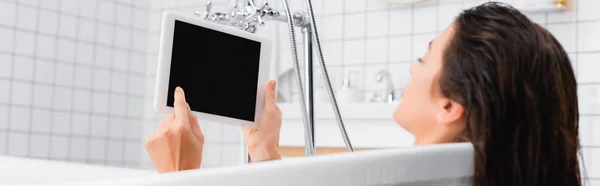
[439,2,581,186]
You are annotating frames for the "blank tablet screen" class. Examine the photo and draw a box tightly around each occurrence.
[167,20,261,122]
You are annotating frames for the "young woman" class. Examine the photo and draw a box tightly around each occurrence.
[145,2,581,186]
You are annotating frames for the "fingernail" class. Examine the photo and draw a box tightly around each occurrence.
[175,87,185,101]
[271,81,276,90]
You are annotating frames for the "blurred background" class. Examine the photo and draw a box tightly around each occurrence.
[0,0,598,183]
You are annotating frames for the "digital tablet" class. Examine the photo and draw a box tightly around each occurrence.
[154,11,272,127]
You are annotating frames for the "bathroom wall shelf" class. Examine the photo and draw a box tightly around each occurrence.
[387,0,571,13]
[278,103,398,120]
[464,0,570,13]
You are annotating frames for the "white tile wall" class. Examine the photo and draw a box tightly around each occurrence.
[9,107,30,131]
[0,106,8,130]
[344,14,365,39]
[547,23,577,53]
[52,111,71,134]
[15,31,35,56]
[56,39,75,62]
[38,10,58,34]
[33,84,53,108]
[36,35,56,59]
[367,11,389,37]
[0,132,5,155]
[76,43,94,65]
[31,109,51,133]
[366,38,388,64]
[30,134,50,158]
[0,80,9,104]
[0,0,148,168]
[69,137,88,160]
[8,132,29,156]
[0,1,17,26]
[0,28,14,53]
[578,21,600,52]
[17,5,37,30]
[71,113,90,135]
[323,15,344,40]
[13,56,34,81]
[50,136,69,159]
[11,81,32,106]
[345,0,365,13]
[344,39,366,65]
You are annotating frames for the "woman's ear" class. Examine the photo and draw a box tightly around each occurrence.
[435,98,465,125]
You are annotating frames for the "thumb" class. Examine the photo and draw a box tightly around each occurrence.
[264,81,276,104]
[174,87,189,121]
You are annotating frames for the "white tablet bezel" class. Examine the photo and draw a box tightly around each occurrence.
[154,11,272,128]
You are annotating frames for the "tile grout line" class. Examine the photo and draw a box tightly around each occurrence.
[386,0,391,70]
[410,3,415,71]
[362,0,368,96]
[340,0,348,71]
[122,2,136,167]
[66,0,83,162]
[1,128,146,143]
[4,0,19,157]
[85,0,102,164]
[435,0,440,35]
[573,1,589,182]
[0,76,146,98]
[104,0,118,166]
[47,0,62,161]
[0,102,149,120]
[26,0,42,159]
[0,24,148,55]
[219,125,223,166]
[574,0,580,82]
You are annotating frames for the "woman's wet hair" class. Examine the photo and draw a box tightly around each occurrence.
[440,2,580,186]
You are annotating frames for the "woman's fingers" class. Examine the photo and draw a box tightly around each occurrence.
[264,81,277,105]
[158,114,175,131]
[165,113,175,123]
[264,81,281,120]
[173,87,189,123]
[187,105,204,143]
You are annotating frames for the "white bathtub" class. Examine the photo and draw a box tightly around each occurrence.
[0,156,154,185]
[15,143,474,186]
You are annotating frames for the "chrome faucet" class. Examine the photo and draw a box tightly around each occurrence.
[370,70,395,103]
[196,0,308,33]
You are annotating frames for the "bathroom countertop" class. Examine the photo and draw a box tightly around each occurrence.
[278,102,409,148]
[278,103,398,120]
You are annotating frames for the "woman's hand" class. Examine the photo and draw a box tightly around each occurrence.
[243,80,283,162]
[145,87,205,173]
